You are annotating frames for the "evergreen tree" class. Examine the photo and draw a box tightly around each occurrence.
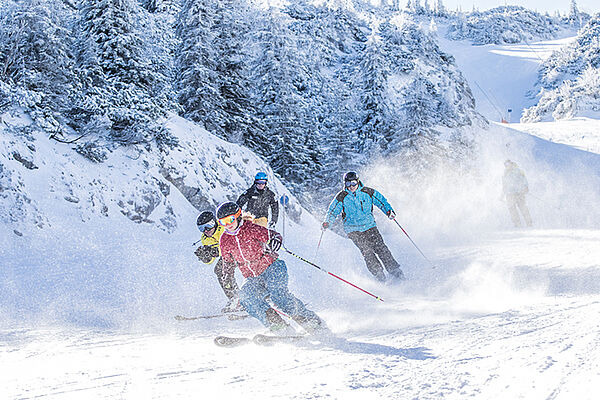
[141,0,178,13]
[248,10,319,187]
[0,0,75,132]
[435,0,447,17]
[175,0,222,134]
[212,0,258,142]
[568,0,580,27]
[73,0,169,144]
[356,33,392,153]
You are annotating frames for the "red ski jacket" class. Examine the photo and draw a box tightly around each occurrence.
[219,220,281,278]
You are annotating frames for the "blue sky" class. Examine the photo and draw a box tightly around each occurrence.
[442,1,599,14]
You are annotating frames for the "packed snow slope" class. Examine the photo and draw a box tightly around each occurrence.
[437,25,577,122]
[3,100,600,398]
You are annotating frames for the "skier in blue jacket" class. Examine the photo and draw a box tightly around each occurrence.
[322,171,405,282]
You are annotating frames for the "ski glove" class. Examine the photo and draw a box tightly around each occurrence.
[194,245,219,263]
[321,222,329,231]
[387,210,396,220]
[266,235,282,253]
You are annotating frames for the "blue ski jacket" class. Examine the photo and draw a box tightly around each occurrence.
[324,183,394,233]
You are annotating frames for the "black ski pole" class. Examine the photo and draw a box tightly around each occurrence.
[392,219,435,268]
[371,195,436,268]
[314,230,324,258]
[283,246,384,302]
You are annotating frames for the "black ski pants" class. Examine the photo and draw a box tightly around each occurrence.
[214,258,239,300]
[347,226,402,281]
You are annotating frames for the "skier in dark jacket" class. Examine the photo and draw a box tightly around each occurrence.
[322,171,405,282]
[237,172,279,228]
[217,202,325,334]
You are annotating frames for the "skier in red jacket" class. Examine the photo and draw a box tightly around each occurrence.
[217,202,325,334]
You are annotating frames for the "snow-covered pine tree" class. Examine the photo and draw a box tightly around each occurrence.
[141,0,178,13]
[0,0,75,132]
[423,0,431,15]
[316,84,360,193]
[447,6,562,45]
[247,10,320,187]
[522,14,600,122]
[567,0,581,27]
[211,0,258,143]
[434,0,447,18]
[73,0,169,144]
[174,0,222,135]
[355,32,392,153]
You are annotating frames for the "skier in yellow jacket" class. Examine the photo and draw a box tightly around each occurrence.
[194,211,243,313]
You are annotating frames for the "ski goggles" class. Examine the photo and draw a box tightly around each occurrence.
[197,222,216,232]
[218,209,242,226]
[345,180,359,188]
[255,179,267,185]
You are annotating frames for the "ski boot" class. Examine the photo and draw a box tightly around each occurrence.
[292,314,329,336]
[221,297,244,313]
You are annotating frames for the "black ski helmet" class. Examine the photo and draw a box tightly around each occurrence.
[343,171,359,183]
[196,211,216,231]
[216,201,241,221]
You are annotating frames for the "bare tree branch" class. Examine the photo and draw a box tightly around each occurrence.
[49,132,87,144]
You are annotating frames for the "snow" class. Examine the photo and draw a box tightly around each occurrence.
[437,30,576,122]
[3,227,600,399]
[511,117,600,154]
[3,21,600,400]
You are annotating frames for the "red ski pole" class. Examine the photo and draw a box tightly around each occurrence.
[283,246,384,302]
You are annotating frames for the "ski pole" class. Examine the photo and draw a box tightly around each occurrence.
[392,219,435,268]
[370,195,436,268]
[282,206,286,241]
[283,246,384,302]
[314,230,324,258]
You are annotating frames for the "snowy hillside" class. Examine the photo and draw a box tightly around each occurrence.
[0,111,302,327]
[522,14,600,122]
[437,26,575,122]
[446,6,566,45]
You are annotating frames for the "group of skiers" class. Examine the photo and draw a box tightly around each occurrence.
[193,161,533,334]
[193,171,405,334]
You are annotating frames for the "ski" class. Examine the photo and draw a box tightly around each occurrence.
[213,334,307,348]
[252,334,307,346]
[214,335,252,347]
[174,312,248,321]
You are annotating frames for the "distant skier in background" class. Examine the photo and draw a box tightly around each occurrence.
[216,202,326,334]
[237,172,279,228]
[322,171,405,282]
[502,160,532,228]
[194,211,243,313]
